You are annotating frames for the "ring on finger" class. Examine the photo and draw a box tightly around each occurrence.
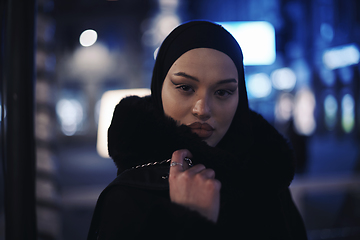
[170,162,183,167]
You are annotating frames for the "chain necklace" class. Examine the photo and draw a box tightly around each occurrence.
[131,157,193,169]
[132,158,171,169]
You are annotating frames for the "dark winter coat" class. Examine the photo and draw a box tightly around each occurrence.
[88,96,307,240]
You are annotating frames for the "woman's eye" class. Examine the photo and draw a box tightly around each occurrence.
[176,85,194,92]
[215,89,232,97]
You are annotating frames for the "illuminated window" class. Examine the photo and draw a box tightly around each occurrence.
[97,89,151,158]
[341,94,355,133]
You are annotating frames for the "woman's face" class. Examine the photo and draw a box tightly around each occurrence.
[162,48,239,147]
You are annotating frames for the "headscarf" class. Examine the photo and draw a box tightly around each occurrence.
[150,20,253,154]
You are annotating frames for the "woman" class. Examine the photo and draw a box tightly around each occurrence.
[88,20,307,239]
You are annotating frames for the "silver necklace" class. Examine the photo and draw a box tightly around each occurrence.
[132,157,193,169]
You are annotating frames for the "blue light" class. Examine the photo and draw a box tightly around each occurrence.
[324,94,337,130]
[320,23,334,42]
[319,67,335,87]
[323,44,360,70]
[247,73,272,98]
[218,21,276,65]
[271,68,296,91]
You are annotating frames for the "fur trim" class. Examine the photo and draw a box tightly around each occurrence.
[108,96,295,190]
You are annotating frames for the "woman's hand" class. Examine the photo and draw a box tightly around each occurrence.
[169,149,221,223]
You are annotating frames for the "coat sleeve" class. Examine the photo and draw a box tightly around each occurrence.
[92,185,220,240]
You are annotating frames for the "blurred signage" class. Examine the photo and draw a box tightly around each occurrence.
[323,44,360,70]
[219,21,276,65]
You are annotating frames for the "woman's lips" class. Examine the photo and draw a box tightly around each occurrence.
[187,122,214,138]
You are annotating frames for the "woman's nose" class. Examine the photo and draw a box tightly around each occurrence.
[192,97,211,121]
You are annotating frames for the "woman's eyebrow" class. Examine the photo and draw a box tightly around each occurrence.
[216,79,238,85]
[173,72,199,82]
[174,72,237,85]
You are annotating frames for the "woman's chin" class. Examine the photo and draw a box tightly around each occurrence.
[202,138,218,147]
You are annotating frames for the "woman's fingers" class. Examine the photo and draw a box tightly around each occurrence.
[187,163,206,174]
[169,149,221,223]
[169,149,192,176]
[169,150,214,178]
[199,168,216,179]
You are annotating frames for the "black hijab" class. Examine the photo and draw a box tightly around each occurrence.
[150,20,253,154]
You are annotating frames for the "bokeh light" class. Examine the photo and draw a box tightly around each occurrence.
[319,67,336,87]
[324,94,338,130]
[159,0,179,11]
[56,99,84,136]
[275,93,294,123]
[79,29,98,47]
[142,15,180,47]
[247,73,272,98]
[293,88,316,135]
[323,44,360,70]
[271,68,297,91]
[338,67,353,85]
[320,23,334,42]
[341,94,355,133]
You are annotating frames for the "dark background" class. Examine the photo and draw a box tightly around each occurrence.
[1,0,360,239]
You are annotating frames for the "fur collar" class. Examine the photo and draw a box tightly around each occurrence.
[108,96,295,191]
